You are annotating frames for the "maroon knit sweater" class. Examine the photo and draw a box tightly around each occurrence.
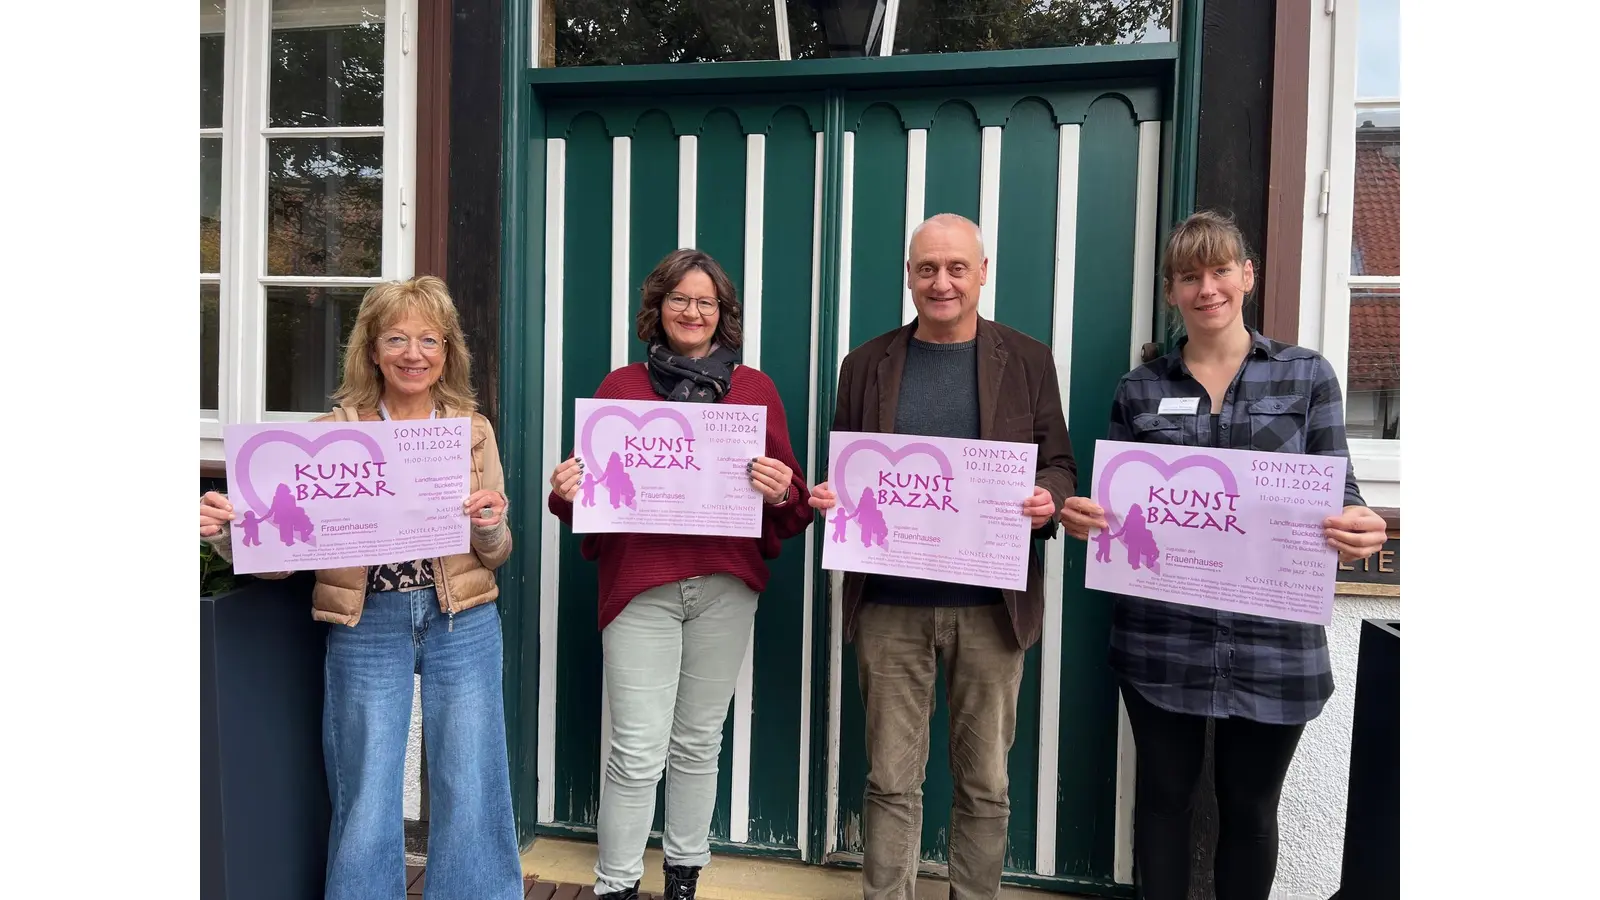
[548,363,813,630]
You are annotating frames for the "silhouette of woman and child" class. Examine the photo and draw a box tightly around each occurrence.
[578,452,638,511]
[1094,503,1160,572]
[236,483,317,548]
[829,487,888,549]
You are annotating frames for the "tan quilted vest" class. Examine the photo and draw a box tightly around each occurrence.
[301,404,511,627]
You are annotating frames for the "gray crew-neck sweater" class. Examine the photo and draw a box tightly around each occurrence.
[864,336,1002,608]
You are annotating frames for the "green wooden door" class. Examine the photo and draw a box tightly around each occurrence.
[529,79,1165,891]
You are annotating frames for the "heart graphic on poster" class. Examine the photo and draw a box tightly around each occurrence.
[579,405,696,467]
[829,438,955,552]
[579,405,698,512]
[230,428,389,549]
[834,438,955,515]
[1093,449,1240,573]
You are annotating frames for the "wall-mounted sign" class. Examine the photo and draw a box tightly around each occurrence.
[1336,529,1399,596]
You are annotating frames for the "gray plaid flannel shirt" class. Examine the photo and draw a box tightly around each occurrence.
[1104,330,1365,725]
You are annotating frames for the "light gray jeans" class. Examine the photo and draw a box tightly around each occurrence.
[594,574,758,896]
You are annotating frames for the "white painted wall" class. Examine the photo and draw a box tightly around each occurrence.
[1273,593,1400,899]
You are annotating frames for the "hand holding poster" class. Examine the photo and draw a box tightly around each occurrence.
[571,398,767,537]
[1083,439,1348,625]
[222,418,473,574]
[821,431,1037,591]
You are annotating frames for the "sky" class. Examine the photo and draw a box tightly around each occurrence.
[1358,0,1400,98]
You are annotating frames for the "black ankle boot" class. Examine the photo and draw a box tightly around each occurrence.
[602,883,640,900]
[663,862,701,899]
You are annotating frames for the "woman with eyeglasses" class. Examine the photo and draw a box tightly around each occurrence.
[546,249,812,900]
[199,276,523,900]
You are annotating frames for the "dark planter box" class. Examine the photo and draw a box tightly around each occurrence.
[201,573,330,900]
[1332,619,1399,900]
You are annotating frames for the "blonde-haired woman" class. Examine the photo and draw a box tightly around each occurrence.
[199,276,522,900]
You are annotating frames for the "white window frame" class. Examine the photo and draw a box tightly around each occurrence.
[202,0,418,463]
[1300,0,1399,509]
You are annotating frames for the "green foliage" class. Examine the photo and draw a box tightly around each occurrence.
[551,0,1171,66]
[895,0,1171,55]
[200,540,239,598]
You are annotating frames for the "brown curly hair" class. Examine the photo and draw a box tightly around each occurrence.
[634,248,743,351]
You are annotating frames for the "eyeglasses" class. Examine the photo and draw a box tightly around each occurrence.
[378,333,446,355]
[663,293,720,316]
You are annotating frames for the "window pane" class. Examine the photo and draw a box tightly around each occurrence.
[555,0,782,66]
[785,1,831,59]
[267,137,383,277]
[1347,286,1398,441]
[790,0,884,58]
[1352,109,1398,277]
[202,137,223,273]
[202,283,221,412]
[892,0,1173,55]
[1356,0,1399,98]
[265,285,367,412]
[201,2,226,128]
[270,0,385,127]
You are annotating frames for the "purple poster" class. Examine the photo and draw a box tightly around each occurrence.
[1084,439,1349,625]
[571,398,767,538]
[821,431,1038,591]
[222,418,473,575]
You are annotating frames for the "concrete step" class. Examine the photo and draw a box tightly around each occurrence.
[519,836,1092,900]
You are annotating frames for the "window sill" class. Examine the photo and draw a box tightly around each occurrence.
[1350,438,1400,510]
[199,411,321,476]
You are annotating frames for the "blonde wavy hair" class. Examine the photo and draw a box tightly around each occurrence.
[332,276,477,415]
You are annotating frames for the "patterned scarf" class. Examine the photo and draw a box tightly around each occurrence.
[646,340,738,403]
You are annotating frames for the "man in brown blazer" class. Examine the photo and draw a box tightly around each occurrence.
[809,213,1077,899]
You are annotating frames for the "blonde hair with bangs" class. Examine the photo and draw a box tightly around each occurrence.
[1161,209,1254,294]
[332,276,477,415]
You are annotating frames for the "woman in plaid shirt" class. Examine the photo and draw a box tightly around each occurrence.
[1060,211,1389,900]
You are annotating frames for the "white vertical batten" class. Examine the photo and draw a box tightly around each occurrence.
[678,134,699,248]
[1129,121,1160,370]
[825,130,856,856]
[599,135,634,782]
[978,125,1003,320]
[727,133,767,846]
[1114,700,1137,884]
[1114,119,1163,883]
[536,137,568,823]
[742,134,766,368]
[901,128,928,324]
[1035,122,1081,876]
[611,137,633,370]
[797,131,824,858]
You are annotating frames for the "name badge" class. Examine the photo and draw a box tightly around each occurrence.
[1157,396,1201,415]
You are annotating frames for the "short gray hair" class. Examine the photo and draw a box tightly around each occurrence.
[908,213,985,259]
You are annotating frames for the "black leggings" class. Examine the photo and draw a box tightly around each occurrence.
[1121,683,1306,900]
